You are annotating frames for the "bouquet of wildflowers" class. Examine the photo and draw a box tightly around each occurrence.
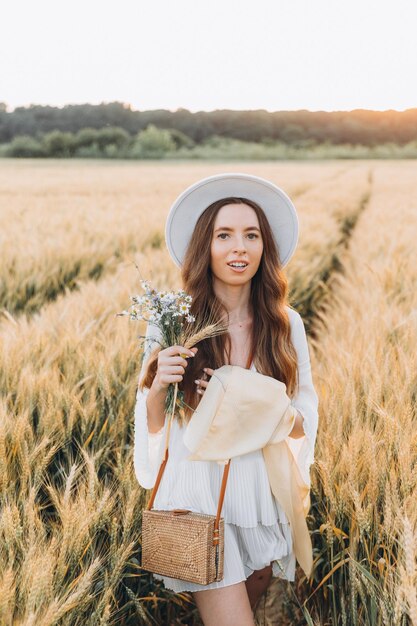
[118,277,229,422]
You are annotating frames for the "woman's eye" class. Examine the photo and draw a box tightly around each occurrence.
[217,233,258,239]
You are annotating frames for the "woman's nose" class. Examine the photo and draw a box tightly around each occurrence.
[232,239,247,252]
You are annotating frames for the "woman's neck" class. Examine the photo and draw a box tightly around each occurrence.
[213,278,252,325]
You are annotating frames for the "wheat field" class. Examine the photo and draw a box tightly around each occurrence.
[0,158,416,626]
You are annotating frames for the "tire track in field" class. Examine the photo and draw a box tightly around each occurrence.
[289,165,373,335]
[308,166,374,333]
[310,170,373,333]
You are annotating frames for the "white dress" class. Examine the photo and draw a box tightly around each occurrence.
[133,306,319,593]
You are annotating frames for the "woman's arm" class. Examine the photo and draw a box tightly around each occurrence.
[133,322,167,489]
[287,309,319,444]
[146,376,168,433]
[288,408,305,439]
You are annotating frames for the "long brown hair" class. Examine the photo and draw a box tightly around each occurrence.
[140,196,299,424]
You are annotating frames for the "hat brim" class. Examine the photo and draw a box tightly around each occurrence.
[165,173,299,268]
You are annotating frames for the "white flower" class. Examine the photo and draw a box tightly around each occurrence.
[140,279,152,292]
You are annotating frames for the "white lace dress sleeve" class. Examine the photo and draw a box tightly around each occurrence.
[286,308,320,490]
[133,321,168,490]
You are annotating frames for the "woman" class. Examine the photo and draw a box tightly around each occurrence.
[134,173,319,625]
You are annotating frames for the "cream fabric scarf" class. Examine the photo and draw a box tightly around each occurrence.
[183,364,314,578]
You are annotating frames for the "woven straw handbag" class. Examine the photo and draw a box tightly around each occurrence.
[141,395,231,584]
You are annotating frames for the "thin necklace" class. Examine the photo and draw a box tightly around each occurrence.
[228,317,252,328]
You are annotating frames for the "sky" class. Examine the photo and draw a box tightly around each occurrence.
[1,0,417,113]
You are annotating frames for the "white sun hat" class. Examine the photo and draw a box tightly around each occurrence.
[164,172,299,268]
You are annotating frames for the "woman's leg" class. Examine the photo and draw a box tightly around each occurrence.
[244,564,273,609]
[192,581,256,626]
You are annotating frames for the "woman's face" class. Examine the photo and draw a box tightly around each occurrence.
[210,203,264,285]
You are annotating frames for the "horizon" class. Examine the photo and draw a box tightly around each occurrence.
[2,101,417,115]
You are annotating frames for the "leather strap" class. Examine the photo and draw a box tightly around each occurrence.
[145,342,254,546]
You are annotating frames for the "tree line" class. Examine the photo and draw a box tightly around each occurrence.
[1,125,192,158]
[1,101,417,147]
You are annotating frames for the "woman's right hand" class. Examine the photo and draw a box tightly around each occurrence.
[153,344,198,391]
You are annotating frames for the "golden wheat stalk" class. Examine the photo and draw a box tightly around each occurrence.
[178,313,230,357]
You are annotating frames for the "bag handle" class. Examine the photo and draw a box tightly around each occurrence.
[145,345,254,547]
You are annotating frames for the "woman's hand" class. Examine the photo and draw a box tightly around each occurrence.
[152,344,198,392]
[194,367,214,395]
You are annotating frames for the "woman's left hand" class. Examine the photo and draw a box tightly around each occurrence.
[194,367,214,395]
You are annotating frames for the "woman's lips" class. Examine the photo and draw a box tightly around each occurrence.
[227,264,248,273]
